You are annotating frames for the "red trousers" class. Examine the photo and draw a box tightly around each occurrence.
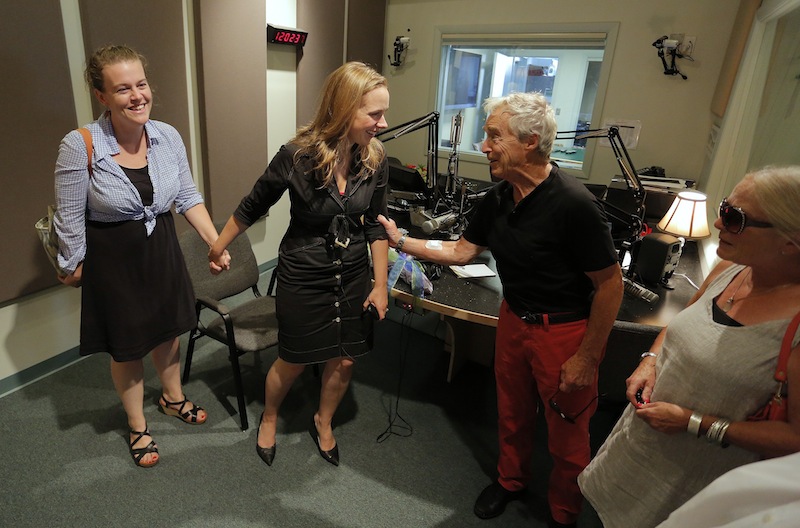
[494,300,602,525]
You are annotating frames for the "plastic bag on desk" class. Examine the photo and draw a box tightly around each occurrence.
[387,248,433,298]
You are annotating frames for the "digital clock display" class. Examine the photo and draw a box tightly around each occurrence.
[267,24,308,47]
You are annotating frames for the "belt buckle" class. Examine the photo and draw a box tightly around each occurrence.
[334,236,350,249]
[521,312,543,324]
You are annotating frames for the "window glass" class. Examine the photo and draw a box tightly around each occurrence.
[437,35,607,172]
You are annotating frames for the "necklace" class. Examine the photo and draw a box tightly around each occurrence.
[722,267,797,312]
[722,268,751,312]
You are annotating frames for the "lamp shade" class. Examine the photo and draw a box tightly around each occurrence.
[657,190,711,238]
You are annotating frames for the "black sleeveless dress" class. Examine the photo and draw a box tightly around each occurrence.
[79,165,196,361]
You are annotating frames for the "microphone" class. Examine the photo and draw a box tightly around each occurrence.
[465,187,492,202]
[622,276,660,304]
[422,211,459,235]
[426,150,435,190]
[446,112,463,195]
[450,111,463,147]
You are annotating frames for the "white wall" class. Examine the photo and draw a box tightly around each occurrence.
[697,0,800,272]
[252,1,296,264]
[382,0,739,186]
[0,0,297,392]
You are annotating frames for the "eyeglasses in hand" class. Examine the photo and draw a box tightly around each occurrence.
[548,391,604,424]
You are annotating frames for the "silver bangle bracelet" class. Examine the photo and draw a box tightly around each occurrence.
[718,420,731,448]
[705,418,731,446]
[396,234,407,251]
[705,420,720,443]
[687,411,703,437]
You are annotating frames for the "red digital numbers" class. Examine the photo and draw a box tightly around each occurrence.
[273,30,306,45]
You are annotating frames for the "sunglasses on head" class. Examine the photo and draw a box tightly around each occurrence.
[718,198,773,234]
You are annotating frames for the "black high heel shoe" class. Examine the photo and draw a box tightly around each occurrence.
[256,413,276,466]
[309,416,339,466]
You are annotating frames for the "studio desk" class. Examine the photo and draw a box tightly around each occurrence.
[389,218,704,388]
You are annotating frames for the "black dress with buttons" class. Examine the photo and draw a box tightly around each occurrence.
[233,144,389,364]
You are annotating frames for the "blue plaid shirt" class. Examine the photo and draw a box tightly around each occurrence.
[54,112,203,274]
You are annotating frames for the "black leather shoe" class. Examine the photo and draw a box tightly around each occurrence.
[256,443,276,466]
[309,417,339,466]
[256,413,275,466]
[473,481,525,519]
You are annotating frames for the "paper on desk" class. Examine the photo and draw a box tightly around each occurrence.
[450,264,496,279]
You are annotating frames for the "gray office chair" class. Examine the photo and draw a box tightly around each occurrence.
[598,320,662,404]
[178,223,279,431]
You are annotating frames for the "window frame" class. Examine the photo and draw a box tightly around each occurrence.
[429,22,620,180]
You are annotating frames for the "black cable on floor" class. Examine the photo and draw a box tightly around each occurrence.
[376,309,414,443]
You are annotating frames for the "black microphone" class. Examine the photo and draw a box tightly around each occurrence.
[465,188,491,201]
[622,276,660,304]
[421,211,458,235]
[450,111,463,147]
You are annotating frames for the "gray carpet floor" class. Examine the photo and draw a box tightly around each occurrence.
[0,274,611,527]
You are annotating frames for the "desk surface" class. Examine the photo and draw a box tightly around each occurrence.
[391,238,703,329]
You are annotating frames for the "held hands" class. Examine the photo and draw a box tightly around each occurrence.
[208,247,231,275]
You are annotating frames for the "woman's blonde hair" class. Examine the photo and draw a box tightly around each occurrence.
[292,62,387,187]
[748,165,800,244]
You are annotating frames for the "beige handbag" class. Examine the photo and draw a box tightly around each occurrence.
[35,128,92,277]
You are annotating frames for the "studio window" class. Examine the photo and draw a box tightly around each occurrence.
[436,28,615,175]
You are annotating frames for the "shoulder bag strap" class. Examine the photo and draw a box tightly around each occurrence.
[76,127,93,175]
[775,311,800,383]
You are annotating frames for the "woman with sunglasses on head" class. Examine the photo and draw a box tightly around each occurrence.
[579,165,800,528]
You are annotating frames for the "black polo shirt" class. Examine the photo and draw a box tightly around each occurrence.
[463,163,617,315]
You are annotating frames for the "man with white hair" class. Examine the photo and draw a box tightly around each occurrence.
[379,91,623,527]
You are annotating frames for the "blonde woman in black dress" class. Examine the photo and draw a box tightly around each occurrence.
[209,62,390,467]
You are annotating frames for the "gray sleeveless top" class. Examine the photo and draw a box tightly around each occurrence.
[579,264,799,528]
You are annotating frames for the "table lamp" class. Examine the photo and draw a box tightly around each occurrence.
[633,190,710,286]
[656,190,711,239]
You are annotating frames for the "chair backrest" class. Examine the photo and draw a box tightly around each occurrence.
[599,320,662,403]
[178,221,261,301]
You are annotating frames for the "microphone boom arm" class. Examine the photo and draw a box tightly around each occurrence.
[556,125,647,257]
[559,125,644,201]
[377,111,439,201]
[377,111,484,237]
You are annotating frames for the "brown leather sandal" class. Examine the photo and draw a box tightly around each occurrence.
[158,394,207,425]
